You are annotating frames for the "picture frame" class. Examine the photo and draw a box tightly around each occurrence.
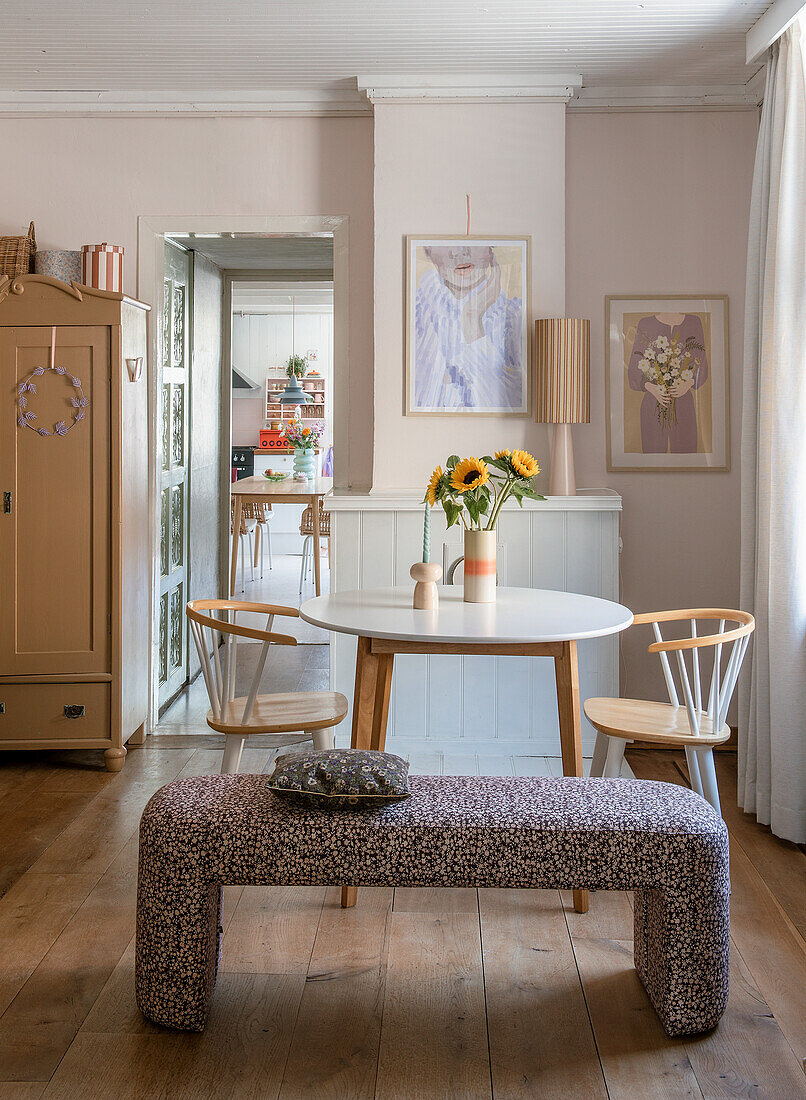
[406,235,531,417]
[605,294,730,472]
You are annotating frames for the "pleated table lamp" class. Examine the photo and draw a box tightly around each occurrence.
[534,318,590,496]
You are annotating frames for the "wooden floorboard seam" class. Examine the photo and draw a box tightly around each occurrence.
[561,897,613,1100]
[475,888,497,1100]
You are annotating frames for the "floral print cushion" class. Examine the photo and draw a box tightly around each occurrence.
[268,748,410,806]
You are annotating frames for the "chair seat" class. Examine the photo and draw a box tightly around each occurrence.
[584,697,731,746]
[207,691,348,736]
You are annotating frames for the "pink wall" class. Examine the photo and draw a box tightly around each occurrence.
[566,110,757,698]
[371,102,566,490]
[231,397,264,446]
[0,115,375,489]
[0,107,757,701]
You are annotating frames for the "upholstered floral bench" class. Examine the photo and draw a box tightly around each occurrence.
[135,773,729,1038]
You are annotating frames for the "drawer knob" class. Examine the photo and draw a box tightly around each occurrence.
[64,704,86,719]
[0,702,4,714]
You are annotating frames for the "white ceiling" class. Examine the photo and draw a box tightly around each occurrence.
[2,0,773,109]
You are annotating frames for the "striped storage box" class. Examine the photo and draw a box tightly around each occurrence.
[81,243,124,292]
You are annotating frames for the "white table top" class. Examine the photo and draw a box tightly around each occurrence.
[231,475,332,499]
[300,586,633,644]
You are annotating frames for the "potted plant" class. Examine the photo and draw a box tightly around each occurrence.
[285,354,308,380]
[424,450,544,602]
[277,354,312,407]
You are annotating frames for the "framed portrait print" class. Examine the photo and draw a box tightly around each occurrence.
[605,294,730,472]
[406,235,531,416]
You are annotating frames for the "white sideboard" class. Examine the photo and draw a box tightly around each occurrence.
[326,490,623,759]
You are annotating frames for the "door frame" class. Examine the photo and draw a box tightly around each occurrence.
[138,215,350,732]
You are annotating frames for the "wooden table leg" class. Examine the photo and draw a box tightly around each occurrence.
[371,653,394,751]
[230,496,243,597]
[312,494,321,596]
[554,639,589,914]
[341,640,393,908]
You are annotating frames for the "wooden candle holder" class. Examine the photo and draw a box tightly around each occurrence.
[410,562,442,610]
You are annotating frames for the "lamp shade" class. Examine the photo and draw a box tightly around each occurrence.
[534,318,590,424]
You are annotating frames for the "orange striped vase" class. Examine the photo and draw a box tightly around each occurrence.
[463,530,497,603]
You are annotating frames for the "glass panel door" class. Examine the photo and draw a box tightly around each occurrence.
[158,241,192,708]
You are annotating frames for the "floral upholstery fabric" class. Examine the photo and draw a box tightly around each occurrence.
[135,774,729,1038]
[268,748,410,805]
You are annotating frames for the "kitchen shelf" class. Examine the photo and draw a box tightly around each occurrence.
[265,374,326,421]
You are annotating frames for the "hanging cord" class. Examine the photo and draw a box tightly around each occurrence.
[466,193,471,237]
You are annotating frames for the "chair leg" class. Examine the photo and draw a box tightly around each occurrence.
[254,524,261,577]
[248,532,255,583]
[266,522,273,570]
[590,731,609,777]
[238,534,245,593]
[221,734,246,774]
[310,727,335,750]
[684,745,704,798]
[696,748,722,815]
[603,737,627,778]
[299,538,307,595]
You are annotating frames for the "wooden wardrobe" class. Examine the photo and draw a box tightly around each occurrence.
[0,275,149,771]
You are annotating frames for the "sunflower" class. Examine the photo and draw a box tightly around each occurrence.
[510,449,540,479]
[451,457,490,493]
[426,465,443,507]
[494,449,511,460]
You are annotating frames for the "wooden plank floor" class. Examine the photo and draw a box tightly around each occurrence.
[0,744,804,1098]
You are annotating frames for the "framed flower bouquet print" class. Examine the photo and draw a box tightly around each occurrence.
[605,294,730,472]
[406,236,531,416]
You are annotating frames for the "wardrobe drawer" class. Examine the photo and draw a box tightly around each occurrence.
[0,683,111,743]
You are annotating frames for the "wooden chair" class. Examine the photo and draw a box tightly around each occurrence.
[248,502,273,579]
[298,501,331,594]
[230,501,256,593]
[584,609,755,814]
[186,599,348,774]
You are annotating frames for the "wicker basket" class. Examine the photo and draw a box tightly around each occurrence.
[0,222,36,277]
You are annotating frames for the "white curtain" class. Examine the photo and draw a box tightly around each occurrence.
[740,18,806,844]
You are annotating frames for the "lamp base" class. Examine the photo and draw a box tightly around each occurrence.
[548,423,576,496]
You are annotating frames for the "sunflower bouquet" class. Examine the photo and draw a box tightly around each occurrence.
[425,450,545,530]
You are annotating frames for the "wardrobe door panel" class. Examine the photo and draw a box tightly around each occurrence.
[0,326,110,675]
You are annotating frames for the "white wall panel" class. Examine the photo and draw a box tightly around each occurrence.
[328,493,622,755]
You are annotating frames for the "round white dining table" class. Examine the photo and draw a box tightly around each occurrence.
[300,585,633,914]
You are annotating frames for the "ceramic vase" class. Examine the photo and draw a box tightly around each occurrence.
[293,446,316,480]
[463,529,497,603]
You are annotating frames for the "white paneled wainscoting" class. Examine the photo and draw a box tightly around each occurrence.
[326,490,622,763]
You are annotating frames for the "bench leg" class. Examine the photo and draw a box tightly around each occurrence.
[554,640,588,914]
[136,870,222,1032]
[633,883,729,1036]
[342,639,394,909]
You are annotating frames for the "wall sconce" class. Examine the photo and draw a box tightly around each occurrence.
[125,357,143,382]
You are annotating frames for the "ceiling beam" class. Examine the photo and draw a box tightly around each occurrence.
[747,0,806,64]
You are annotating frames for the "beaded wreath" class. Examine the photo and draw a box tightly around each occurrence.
[16,365,88,437]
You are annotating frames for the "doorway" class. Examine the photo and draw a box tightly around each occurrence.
[138,216,348,732]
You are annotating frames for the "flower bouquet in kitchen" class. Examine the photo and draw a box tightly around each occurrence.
[423,450,544,603]
[280,413,324,481]
[637,333,703,430]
